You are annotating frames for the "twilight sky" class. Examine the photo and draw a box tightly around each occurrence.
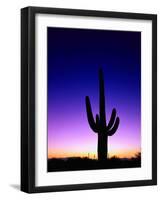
[47,27,141,159]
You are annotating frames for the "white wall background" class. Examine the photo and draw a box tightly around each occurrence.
[0,0,159,199]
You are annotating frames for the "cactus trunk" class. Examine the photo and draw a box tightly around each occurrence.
[99,69,106,127]
[98,69,108,160]
[98,133,108,161]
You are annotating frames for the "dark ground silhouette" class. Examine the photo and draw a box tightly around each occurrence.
[48,153,141,172]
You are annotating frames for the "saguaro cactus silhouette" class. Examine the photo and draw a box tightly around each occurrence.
[85,69,120,161]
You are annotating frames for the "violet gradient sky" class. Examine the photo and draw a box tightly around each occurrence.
[47,27,141,158]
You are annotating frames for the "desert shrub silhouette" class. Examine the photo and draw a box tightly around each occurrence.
[85,69,120,161]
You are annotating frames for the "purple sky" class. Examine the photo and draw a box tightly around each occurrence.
[47,27,141,158]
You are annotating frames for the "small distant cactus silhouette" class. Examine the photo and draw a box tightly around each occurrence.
[85,69,120,161]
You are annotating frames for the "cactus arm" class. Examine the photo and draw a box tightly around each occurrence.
[106,108,116,130]
[85,96,98,133]
[108,117,120,136]
[99,69,106,127]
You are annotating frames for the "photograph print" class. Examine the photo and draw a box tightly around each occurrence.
[47,27,141,172]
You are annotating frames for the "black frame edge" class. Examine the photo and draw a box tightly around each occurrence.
[152,14,157,185]
[21,7,35,193]
[24,6,156,20]
[33,180,155,193]
[21,7,30,193]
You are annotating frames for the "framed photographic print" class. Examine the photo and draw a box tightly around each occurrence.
[21,6,157,193]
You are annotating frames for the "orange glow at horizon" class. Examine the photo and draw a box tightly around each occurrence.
[48,148,141,159]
